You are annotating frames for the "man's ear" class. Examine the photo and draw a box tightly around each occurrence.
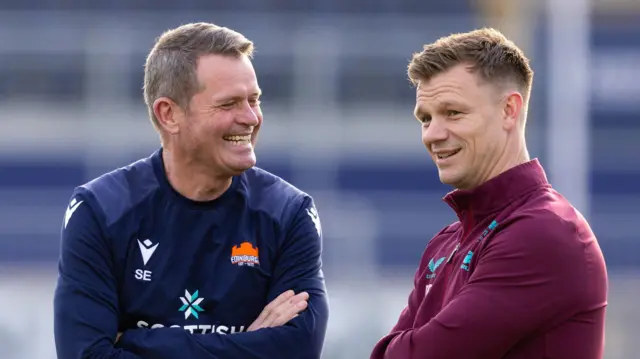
[153,97,182,135]
[502,91,524,131]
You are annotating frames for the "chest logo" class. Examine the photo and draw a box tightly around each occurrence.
[425,257,446,279]
[231,242,260,267]
[138,239,159,266]
[179,289,205,320]
[461,251,474,271]
[135,239,158,282]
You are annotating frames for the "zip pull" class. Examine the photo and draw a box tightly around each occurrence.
[447,243,460,263]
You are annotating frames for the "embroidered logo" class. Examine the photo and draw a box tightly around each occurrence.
[230,242,260,267]
[425,257,446,279]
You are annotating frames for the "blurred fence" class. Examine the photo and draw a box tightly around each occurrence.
[0,8,639,359]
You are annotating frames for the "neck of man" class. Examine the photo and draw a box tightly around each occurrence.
[486,136,530,184]
[162,147,233,202]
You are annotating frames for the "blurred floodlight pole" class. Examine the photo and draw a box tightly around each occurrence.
[546,0,592,219]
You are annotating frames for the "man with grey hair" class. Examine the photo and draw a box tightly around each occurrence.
[54,22,329,359]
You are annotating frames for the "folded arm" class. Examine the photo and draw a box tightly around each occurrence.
[117,196,329,359]
[371,220,584,359]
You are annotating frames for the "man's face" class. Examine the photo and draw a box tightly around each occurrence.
[177,54,262,176]
[415,64,509,190]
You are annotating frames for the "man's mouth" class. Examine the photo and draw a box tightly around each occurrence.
[436,149,461,160]
[223,135,251,145]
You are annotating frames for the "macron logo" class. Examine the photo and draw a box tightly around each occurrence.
[306,207,322,237]
[137,239,159,266]
[64,198,83,229]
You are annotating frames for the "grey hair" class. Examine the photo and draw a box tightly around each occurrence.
[143,22,254,129]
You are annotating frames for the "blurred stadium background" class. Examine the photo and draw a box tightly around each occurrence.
[1,0,639,358]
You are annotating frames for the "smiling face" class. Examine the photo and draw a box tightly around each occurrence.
[407,28,534,190]
[415,64,519,189]
[160,54,263,176]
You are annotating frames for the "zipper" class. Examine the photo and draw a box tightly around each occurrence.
[446,242,460,264]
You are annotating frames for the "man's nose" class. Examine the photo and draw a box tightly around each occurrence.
[422,117,448,148]
[237,101,260,126]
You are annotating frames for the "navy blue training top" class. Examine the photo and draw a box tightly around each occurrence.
[53,149,329,359]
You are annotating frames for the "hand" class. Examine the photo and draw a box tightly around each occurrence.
[115,332,123,343]
[247,290,309,332]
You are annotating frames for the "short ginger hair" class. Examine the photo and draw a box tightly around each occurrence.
[408,28,534,104]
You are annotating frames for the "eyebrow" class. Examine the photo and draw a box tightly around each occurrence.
[414,100,466,118]
[214,89,262,103]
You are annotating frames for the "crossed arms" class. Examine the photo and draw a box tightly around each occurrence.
[54,193,328,359]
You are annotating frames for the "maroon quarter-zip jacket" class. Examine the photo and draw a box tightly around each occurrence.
[371,159,608,359]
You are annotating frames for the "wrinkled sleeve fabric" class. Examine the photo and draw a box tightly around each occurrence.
[381,226,452,335]
[116,195,329,359]
[387,265,423,333]
[371,215,586,359]
[54,192,142,359]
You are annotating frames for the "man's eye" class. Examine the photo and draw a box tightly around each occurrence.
[447,110,461,116]
[219,102,235,109]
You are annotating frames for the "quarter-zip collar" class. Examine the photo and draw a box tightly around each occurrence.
[443,159,550,232]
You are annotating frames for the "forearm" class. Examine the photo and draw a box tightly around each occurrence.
[371,319,472,359]
[118,299,328,359]
[55,286,142,359]
[119,327,308,359]
[56,339,142,359]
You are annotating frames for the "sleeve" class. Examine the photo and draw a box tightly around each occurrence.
[386,264,424,333]
[115,195,330,359]
[388,291,418,333]
[54,192,142,359]
[384,226,451,334]
[370,217,586,359]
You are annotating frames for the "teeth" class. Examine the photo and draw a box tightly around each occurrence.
[437,150,459,159]
[224,135,251,144]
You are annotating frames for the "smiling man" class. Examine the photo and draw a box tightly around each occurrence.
[54,23,328,359]
[370,28,608,359]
